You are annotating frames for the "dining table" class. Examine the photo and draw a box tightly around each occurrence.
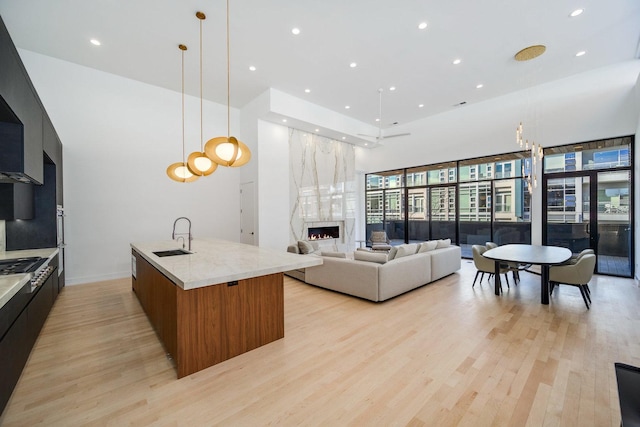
[482,244,572,304]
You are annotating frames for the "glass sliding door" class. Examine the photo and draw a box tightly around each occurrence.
[596,170,631,276]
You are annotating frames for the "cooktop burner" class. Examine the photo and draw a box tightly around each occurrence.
[0,257,46,275]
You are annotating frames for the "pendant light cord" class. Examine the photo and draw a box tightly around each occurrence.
[181,45,186,164]
[200,16,204,151]
[227,0,231,138]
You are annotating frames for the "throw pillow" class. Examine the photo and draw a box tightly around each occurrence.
[418,240,438,253]
[395,243,419,259]
[354,250,387,264]
[436,238,451,248]
[388,246,399,261]
[321,251,347,258]
[298,240,315,254]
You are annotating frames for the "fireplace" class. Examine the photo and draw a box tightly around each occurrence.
[308,226,339,240]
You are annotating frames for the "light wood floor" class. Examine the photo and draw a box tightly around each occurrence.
[2,261,639,426]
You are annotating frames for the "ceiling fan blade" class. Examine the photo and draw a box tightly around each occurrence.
[357,133,378,138]
[382,132,411,139]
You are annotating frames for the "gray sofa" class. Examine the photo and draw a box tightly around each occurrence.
[287,241,461,302]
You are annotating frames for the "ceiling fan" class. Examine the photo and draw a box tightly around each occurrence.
[358,88,411,145]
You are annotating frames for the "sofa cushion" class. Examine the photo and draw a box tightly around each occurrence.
[298,240,315,254]
[354,250,388,264]
[387,246,399,260]
[418,240,438,253]
[395,243,419,259]
[322,251,347,258]
[436,238,451,248]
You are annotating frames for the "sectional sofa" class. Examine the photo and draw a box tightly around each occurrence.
[286,240,461,302]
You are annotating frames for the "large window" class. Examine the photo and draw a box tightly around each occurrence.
[364,136,633,276]
[366,154,532,256]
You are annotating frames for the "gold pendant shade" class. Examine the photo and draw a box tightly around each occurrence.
[187,152,217,175]
[167,162,199,182]
[205,136,251,167]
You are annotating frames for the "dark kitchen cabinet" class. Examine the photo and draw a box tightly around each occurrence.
[0,307,30,414]
[43,115,63,206]
[28,269,56,342]
[0,16,43,184]
[0,265,58,415]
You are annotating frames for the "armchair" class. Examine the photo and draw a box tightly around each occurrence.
[472,244,510,288]
[549,253,596,309]
[368,231,392,252]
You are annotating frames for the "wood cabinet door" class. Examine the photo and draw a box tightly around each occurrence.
[225,274,284,359]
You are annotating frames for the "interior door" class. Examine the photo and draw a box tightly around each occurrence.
[240,182,255,245]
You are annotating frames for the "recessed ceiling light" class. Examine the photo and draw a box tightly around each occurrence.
[315,128,319,132]
[476,84,484,89]
[349,62,357,68]
[304,88,311,93]
[389,86,396,91]
[249,65,256,71]
[291,28,300,35]
[364,143,368,146]
[418,22,428,30]
[570,8,584,17]
[345,105,350,109]
[282,119,287,123]
[375,118,380,122]
[453,59,461,65]
[90,39,101,46]
[342,136,346,140]
[418,104,424,108]
[576,50,586,57]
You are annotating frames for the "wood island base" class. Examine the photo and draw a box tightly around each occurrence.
[132,250,284,378]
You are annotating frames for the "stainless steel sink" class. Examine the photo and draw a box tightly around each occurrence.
[152,249,193,257]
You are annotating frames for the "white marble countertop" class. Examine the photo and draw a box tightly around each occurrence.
[0,248,59,310]
[130,238,322,290]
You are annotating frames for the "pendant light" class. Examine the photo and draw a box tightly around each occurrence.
[204,0,251,167]
[167,44,199,183]
[187,11,217,176]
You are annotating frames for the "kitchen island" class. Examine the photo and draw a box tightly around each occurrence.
[130,238,322,378]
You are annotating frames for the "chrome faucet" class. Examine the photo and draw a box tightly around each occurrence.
[172,217,192,251]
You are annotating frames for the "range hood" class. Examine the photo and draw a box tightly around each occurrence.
[0,94,41,185]
[0,99,37,219]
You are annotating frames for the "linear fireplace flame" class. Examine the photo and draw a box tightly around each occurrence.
[308,226,339,240]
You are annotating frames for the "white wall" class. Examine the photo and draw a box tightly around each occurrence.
[19,50,242,285]
[256,120,290,251]
[357,61,640,173]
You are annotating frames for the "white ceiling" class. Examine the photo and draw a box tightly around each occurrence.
[1,0,639,131]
